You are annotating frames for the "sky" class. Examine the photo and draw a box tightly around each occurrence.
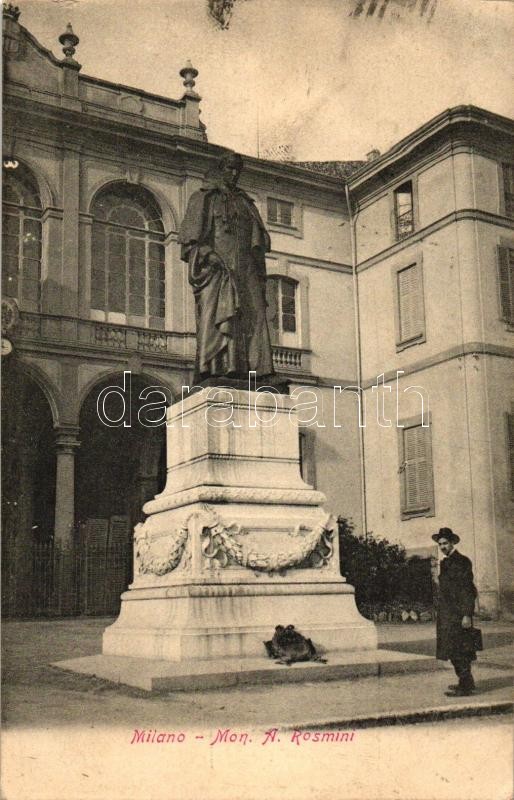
[18,0,514,161]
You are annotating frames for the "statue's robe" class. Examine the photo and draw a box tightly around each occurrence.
[179,184,274,380]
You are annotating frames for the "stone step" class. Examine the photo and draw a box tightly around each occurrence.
[52,648,444,692]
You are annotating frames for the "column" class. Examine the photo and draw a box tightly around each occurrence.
[78,212,93,319]
[40,207,64,314]
[53,426,80,614]
[61,146,81,317]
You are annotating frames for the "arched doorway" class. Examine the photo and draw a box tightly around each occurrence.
[75,373,167,614]
[1,361,56,617]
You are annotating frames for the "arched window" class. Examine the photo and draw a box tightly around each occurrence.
[266,275,298,345]
[2,163,42,311]
[91,184,166,329]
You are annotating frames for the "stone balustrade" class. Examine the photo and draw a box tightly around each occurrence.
[14,312,310,373]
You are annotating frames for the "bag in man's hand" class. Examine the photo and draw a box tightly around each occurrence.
[462,626,483,653]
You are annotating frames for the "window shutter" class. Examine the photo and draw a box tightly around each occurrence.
[265,277,280,343]
[507,412,514,500]
[398,264,423,342]
[267,198,278,224]
[503,164,514,218]
[497,246,514,325]
[402,424,433,514]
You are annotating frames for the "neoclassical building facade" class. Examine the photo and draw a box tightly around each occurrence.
[2,6,513,617]
[2,7,361,616]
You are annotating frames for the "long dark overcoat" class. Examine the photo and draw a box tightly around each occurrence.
[436,550,478,661]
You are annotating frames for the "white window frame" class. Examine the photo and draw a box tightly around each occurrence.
[389,176,418,243]
[264,193,303,238]
[266,274,300,348]
[89,186,166,330]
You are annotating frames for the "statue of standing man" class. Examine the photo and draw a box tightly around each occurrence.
[178,152,275,382]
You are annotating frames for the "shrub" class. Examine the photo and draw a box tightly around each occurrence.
[338,517,434,620]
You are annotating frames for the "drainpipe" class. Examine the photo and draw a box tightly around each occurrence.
[345,182,368,541]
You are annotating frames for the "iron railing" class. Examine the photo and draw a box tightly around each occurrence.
[2,538,132,618]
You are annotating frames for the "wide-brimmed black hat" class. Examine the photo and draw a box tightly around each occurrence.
[432,527,460,545]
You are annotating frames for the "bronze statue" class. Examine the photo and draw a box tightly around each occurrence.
[179,152,275,382]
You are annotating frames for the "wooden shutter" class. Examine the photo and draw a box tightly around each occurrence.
[507,412,514,500]
[267,198,278,224]
[265,276,280,344]
[497,246,514,325]
[398,264,424,342]
[503,164,514,218]
[402,424,433,514]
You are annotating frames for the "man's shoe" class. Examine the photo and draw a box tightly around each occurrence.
[448,682,475,691]
[445,687,474,697]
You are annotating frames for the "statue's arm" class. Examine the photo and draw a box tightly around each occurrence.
[179,190,223,269]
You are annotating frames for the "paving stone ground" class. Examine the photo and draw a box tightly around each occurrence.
[2,618,513,730]
[2,619,513,800]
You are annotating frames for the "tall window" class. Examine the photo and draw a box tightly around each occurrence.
[267,197,294,227]
[266,276,298,345]
[398,419,434,519]
[394,181,414,240]
[502,164,514,218]
[2,163,42,312]
[396,262,425,348]
[91,184,165,328]
[497,245,514,326]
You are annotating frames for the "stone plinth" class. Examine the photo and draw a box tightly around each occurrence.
[103,388,377,661]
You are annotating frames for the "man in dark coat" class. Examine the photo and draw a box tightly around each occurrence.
[433,527,478,696]
[178,152,274,382]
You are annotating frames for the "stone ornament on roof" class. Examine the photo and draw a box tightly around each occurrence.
[58,21,80,68]
[3,3,22,61]
[2,3,20,21]
[180,60,200,96]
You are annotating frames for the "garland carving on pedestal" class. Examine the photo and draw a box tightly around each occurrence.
[135,522,189,576]
[199,506,335,573]
[134,506,335,576]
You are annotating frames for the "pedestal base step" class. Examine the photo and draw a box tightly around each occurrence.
[52,649,444,693]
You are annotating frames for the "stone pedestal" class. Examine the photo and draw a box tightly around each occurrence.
[103,388,377,660]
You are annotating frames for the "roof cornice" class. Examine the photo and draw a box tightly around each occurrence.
[79,73,186,111]
[4,92,345,196]
[348,105,514,190]
[18,23,63,67]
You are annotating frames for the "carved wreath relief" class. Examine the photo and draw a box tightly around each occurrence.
[135,523,189,576]
[201,521,334,572]
[135,506,334,577]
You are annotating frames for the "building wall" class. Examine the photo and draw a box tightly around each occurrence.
[355,143,514,615]
[3,17,358,617]
[362,363,503,607]
[4,15,514,617]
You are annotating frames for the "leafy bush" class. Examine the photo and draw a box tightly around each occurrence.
[338,517,434,621]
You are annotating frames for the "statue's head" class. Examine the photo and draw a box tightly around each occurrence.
[217,152,243,188]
